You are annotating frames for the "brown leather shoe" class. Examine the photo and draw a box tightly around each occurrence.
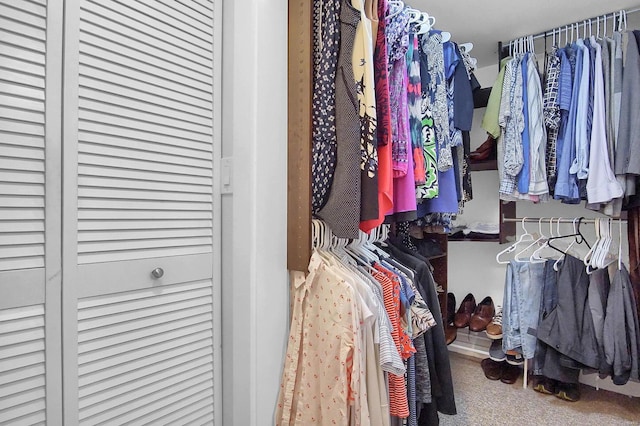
[500,363,521,384]
[453,293,476,328]
[445,325,457,345]
[469,296,495,332]
[481,358,504,381]
[471,135,496,154]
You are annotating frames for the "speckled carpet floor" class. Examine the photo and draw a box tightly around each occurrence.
[439,352,640,425]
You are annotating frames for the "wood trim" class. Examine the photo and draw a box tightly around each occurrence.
[45,0,64,422]
[61,0,81,422]
[287,0,312,272]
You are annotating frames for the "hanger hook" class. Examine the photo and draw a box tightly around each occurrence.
[521,216,528,234]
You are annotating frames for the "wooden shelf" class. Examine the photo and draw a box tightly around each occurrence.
[468,159,497,171]
[448,235,500,242]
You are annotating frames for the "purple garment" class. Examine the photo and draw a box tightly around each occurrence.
[390,67,418,215]
[387,7,410,176]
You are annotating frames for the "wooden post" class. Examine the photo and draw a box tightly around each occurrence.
[287,0,313,271]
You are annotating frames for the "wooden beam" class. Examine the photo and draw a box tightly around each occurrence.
[287,0,312,272]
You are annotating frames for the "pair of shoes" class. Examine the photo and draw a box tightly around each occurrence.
[485,306,503,339]
[445,325,457,345]
[447,293,456,325]
[453,293,495,332]
[531,375,558,395]
[555,382,581,402]
[480,358,521,384]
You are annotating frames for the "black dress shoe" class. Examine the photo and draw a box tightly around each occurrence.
[500,363,521,384]
[532,375,557,395]
[555,382,581,402]
[481,358,504,381]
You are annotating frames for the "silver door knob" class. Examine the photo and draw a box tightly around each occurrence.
[151,268,164,279]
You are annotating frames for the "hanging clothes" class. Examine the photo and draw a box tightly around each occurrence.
[316,0,362,239]
[353,0,380,223]
[361,0,394,233]
[311,0,341,213]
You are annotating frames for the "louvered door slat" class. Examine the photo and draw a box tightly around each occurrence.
[0,304,46,424]
[104,0,211,51]
[79,43,211,97]
[0,0,46,276]
[0,43,44,66]
[77,282,214,424]
[135,0,212,40]
[78,141,212,169]
[82,375,212,425]
[82,0,211,66]
[79,89,212,127]
[143,396,214,426]
[0,55,44,77]
[78,176,210,196]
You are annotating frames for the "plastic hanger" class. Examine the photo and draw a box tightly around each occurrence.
[515,217,547,262]
[553,218,580,271]
[496,217,535,264]
[417,14,435,34]
[386,0,404,20]
[459,42,473,53]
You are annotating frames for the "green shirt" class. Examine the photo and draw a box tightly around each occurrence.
[482,57,512,138]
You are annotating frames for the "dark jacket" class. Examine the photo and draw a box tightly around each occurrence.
[537,255,600,370]
[603,265,640,385]
[384,241,456,424]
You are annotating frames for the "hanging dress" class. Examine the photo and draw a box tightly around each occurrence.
[316,0,362,238]
[311,0,341,213]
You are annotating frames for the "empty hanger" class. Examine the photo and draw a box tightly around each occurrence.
[496,217,535,264]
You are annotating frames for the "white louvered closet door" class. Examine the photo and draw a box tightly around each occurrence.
[0,1,63,425]
[63,0,218,424]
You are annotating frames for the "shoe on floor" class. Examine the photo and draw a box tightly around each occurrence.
[531,375,557,395]
[555,382,581,402]
[454,293,476,328]
[489,339,506,362]
[481,358,504,381]
[485,306,503,339]
[500,363,521,384]
[469,296,495,332]
[506,351,525,366]
[445,325,457,345]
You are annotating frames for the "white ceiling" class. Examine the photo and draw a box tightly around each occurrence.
[411,0,640,69]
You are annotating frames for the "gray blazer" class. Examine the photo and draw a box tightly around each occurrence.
[615,31,640,175]
[603,265,640,385]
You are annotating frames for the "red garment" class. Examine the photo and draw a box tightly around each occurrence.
[372,266,411,419]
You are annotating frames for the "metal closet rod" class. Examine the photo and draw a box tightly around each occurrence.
[503,7,640,45]
[502,216,627,224]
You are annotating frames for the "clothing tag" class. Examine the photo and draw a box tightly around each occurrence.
[527,327,537,337]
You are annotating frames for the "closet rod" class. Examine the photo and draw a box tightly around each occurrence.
[502,216,627,225]
[503,7,640,45]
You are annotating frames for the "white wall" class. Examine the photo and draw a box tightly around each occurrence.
[221,0,289,424]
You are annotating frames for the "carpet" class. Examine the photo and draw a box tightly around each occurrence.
[439,352,640,425]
